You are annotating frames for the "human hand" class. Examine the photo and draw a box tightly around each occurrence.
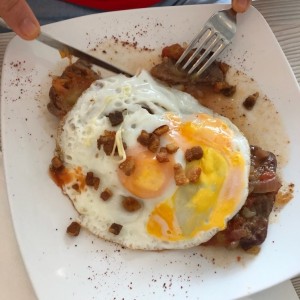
[232,0,252,13]
[0,0,40,40]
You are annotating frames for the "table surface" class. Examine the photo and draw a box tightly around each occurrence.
[0,0,299,299]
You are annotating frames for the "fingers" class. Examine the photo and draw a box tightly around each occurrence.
[0,0,40,40]
[232,0,252,13]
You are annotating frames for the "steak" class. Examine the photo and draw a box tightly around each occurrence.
[48,59,100,117]
[150,44,236,97]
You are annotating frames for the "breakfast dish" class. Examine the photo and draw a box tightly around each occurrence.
[50,68,251,250]
[49,43,281,252]
[2,5,300,300]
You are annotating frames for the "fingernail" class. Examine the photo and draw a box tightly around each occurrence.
[20,18,40,39]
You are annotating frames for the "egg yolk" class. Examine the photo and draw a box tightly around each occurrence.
[147,200,182,241]
[180,114,234,153]
[146,113,247,242]
[118,149,175,199]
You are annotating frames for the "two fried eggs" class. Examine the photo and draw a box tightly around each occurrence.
[57,70,250,250]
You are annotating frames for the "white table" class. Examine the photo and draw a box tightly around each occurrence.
[0,0,299,299]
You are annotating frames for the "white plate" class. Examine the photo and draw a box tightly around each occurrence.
[1,4,300,300]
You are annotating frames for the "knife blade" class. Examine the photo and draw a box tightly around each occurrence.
[0,18,133,77]
[37,31,133,77]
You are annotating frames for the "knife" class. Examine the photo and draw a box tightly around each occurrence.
[0,18,133,77]
[37,31,133,77]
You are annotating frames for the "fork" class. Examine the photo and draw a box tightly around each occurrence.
[176,8,237,77]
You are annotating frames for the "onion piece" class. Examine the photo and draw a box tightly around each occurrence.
[241,207,256,218]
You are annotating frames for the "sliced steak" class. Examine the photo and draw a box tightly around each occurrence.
[48,59,100,117]
[150,44,225,86]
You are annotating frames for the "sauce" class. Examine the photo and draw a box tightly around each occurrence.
[49,165,86,190]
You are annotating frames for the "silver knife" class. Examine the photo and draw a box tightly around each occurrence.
[37,31,133,77]
[0,18,133,77]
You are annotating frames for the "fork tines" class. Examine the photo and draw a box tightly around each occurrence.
[175,8,237,77]
[176,26,227,77]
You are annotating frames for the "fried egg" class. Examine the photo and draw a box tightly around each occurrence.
[56,70,250,250]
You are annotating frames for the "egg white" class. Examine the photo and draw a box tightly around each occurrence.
[57,70,250,250]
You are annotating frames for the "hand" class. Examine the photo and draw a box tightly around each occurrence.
[0,0,40,40]
[232,0,252,13]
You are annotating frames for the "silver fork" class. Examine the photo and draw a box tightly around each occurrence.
[176,8,237,77]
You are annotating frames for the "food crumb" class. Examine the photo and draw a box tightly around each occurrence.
[275,183,294,206]
[66,221,81,236]
[109,223,123,235]
[246,246,261,255]
[243,92,259,110]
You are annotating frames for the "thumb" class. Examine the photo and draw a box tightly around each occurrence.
[232,0,252,13]
[0,0,40,40]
